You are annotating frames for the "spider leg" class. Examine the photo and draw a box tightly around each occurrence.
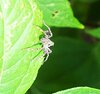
[44,53,49,62]
[30,47,44,62]
[43,20,53,38]
[27,46,52,63]
[32,22,52,38]
[48,40,54,47]
[48,48,52,53]
[43,48,52,62]
[21,42,41,50]
[30,49,44,64]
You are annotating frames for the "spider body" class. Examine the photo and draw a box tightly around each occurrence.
[41,21,54,62]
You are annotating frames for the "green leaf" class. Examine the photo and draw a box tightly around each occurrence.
[38,0,84,29]
[53,87,100,94]
[0,0,43,94]
[86,27,100,38]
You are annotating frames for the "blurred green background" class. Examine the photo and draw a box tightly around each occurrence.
[27,0,100,94]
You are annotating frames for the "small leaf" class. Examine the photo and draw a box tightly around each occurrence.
[86,27,100,38]
[0,0,43,94]
[38,0,84,29]
[53,87,100,94]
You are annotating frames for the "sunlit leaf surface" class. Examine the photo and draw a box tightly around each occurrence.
[53,87,100,94]
[0,0,43,94]
[38,0,84,29]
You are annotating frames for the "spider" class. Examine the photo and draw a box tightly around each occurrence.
[22,21,54,62]
[41,21,54,62]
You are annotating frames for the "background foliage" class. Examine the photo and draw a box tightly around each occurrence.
[27,0,100,94]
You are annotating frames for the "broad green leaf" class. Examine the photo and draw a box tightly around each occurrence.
[86,27,100,38]
[0,0,44,94]
[38,0,84,29]
[53,87,100,94]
